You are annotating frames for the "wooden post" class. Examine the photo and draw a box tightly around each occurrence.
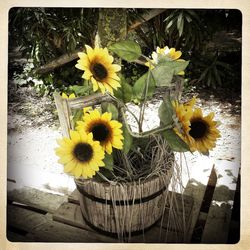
[97,8,127,48]
[53,93,72,137]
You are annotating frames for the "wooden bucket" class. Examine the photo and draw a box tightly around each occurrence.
[75,172,172,236]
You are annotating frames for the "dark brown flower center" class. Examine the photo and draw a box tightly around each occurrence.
[189,120,208,139]
[91,123,110,142]
[92,63,108,80]
[73,143,93,162]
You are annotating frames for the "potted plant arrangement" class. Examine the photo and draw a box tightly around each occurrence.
[54,40,220,238]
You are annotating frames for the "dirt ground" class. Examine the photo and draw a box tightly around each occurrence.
[7,82,241,196]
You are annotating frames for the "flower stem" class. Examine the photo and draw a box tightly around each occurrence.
[138,70,151,132]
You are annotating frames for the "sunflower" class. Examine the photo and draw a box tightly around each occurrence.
[76,109,123,154]
[145,46,185,75]
[62,93,76,99]
[55,129,105,179]
[75,45,121,95]
[186,108,221,153]
[173,97,220,154]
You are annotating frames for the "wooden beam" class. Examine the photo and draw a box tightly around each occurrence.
[34,51,80,74]
[128,9,166,32]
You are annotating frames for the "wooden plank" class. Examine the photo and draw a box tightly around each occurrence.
[201,160,240,243]
[7,204,117,242]
[67,93,113,110]
[52,202,92,231]
[184,161,216,242]
[188,166,217,242]
[7,230,33,242]
[68,189,79,204]
[53,92,71,137]
[129,224,184,243]
[27,219,117,242]
[8,204,48,231]
[8,186,67,213]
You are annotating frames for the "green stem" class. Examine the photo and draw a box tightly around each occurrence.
[107,93,140,127]
[138,69,151,132]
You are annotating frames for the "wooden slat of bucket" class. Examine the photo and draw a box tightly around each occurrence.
[75,173,169,201]
[68,188,193,225]
[75,174,171,234]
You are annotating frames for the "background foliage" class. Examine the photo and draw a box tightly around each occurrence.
[9,8,241,97]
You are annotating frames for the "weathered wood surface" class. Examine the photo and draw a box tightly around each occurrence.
[53,92,72,137]
[201,160,240,243]
[7,168,239,243]
[183,160,240,244]
[184,163,217,242]
[7,204,116,242]
[8,186,67,214]
[7,185,193,243]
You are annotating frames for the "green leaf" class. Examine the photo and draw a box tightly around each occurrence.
[113,76,133,103]
[162,129,190,152]
[101,102,119,120]
[69,83,91,96]
[158,95,174,126]
[72,109,83,127]
[109,40,142,62]
[158,59,189,74]
[133,72,156,101]
[151,65,174,87]
[103,153,114,171]
[122,125,133,154]
[151,60,189,87]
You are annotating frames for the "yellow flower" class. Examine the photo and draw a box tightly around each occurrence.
[75,45,121,95]
[55,129,105,179]
[172,99,193,136]
[186,108,221,154]
[76,109,124,154]
[145,46,185,75]
[62,93,76,99]
[173,98,220,154]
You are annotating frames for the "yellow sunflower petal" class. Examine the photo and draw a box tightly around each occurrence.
[110,120,123,129]
[111,64,121,72]
[64,159,77,173]
[62,93,68,99]
[102,112,112,121]
[68,93,76,99]
[58,154,74,165]
[73,163,83,178]
[82,70,92,80]
[105,142,113,154]
[70,130,81,142]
